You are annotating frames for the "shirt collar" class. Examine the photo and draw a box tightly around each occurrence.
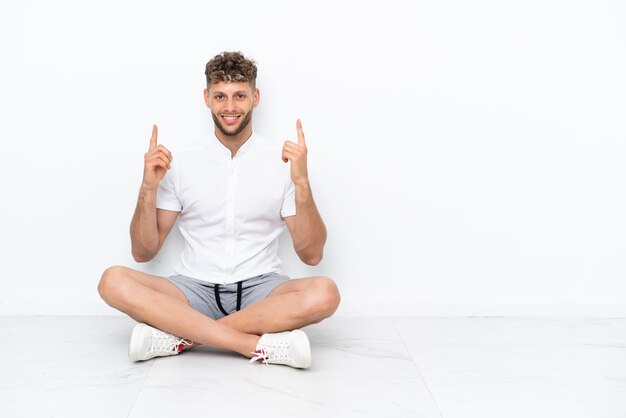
[212,131,257,158]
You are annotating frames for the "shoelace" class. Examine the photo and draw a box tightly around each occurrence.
[249,343,290,366]
[249,349,271,366]
[148,330,192,355]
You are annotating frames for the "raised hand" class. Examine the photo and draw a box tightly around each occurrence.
[142,124,173,190]
[282,119,309,186]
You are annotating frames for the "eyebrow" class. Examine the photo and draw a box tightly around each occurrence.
[212,90,249,95]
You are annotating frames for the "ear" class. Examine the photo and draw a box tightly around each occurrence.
[203,88,210,108]
[253,88,260,108]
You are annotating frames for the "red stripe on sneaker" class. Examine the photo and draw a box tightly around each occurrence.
[177,343,185,352]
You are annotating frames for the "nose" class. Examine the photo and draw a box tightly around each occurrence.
[225,97,236,112]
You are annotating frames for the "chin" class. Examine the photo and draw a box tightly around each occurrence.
[224,126,242,136]
[218,125,242,137]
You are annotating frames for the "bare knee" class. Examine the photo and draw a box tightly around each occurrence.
[98,266,134,307]
[301,276,341,323]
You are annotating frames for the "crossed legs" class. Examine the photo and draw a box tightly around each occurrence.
[97,266,340,358]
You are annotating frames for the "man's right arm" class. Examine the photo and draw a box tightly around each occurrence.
[130,188,179,262]
[130,124,177,262]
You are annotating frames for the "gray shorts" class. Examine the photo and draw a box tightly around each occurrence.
[164,272,289,320]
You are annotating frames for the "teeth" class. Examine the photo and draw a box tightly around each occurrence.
[223,115,239,119]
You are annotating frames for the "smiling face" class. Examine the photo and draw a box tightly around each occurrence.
[204,81,260,141]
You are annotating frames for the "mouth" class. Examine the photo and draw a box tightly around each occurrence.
[221,114,242,126]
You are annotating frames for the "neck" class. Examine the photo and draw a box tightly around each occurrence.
[215,124,253,158]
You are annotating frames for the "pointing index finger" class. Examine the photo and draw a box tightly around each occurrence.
[150,124,158,150]
[296,119,306,146]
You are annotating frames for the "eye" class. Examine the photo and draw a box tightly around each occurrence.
[214,95,224,100]
[236,94,246,100]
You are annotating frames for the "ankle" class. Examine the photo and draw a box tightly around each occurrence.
[242,335,261,358]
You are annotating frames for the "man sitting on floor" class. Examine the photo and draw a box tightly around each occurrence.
[98,51,340,369]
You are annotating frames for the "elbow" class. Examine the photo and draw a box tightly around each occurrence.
[132,255,150,263]
[302,252,323,266]
[131,247,156,263]
[130,235,160,263]
[132,253,151,263]
[306,257,322,266]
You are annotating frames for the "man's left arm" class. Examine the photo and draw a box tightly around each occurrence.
[282,119,327,266]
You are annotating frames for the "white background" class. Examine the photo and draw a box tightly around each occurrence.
[1,0,624,316]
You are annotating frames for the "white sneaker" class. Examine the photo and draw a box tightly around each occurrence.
[249,329,311,369]
[128,323,192,362]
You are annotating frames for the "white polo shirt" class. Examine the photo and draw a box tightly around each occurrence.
[156,132,296,284]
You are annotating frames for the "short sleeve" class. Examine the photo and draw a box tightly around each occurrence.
[156,164,182,211]
[280,179,296,218]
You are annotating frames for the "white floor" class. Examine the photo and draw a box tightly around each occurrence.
[1,316,625,418]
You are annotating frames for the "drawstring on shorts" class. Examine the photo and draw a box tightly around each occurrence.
[214,281,243,316]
